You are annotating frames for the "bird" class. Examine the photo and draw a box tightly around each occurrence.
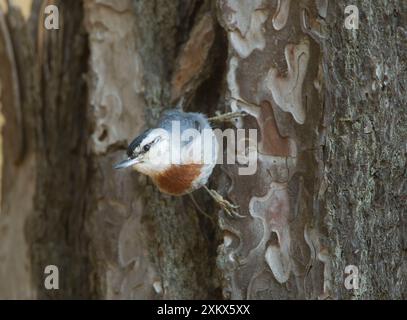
[114,107,245,217]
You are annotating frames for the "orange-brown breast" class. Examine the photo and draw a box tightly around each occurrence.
[152,163,203,196]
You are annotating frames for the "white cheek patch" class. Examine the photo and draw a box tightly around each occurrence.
[147,140,172,168]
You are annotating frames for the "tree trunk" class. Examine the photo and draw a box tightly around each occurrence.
[0,0,405,300]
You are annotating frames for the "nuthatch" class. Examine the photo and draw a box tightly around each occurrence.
[114,108,244,217]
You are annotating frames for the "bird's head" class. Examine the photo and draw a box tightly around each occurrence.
[114,128,172,176]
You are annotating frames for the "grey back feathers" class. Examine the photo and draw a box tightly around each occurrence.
[157,109,210,132]
[158,110,210,147]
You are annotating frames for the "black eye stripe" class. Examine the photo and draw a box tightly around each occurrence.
[128,133,160,158]
[127,129,152,157]
[142,140,157,153]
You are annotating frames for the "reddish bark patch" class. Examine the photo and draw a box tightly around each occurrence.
[171,13,215,101]
[258,102,293,157]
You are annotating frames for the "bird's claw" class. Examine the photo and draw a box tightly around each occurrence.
[221,201,245,219]
[206,188,245,219]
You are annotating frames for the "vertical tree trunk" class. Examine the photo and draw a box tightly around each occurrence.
[0,0,405,300]
[322,0,406,299]
[216,0,327,300]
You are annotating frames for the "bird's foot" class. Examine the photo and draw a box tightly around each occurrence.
[204,186,245,218]
[208,111,247,123]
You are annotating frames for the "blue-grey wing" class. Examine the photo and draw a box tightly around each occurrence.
[157,109,210,132]
[157,109,211,147]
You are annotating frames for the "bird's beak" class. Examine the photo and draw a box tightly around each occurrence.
[114,157,141,169]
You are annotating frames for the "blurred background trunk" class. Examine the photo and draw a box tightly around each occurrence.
[0,0,405,299]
